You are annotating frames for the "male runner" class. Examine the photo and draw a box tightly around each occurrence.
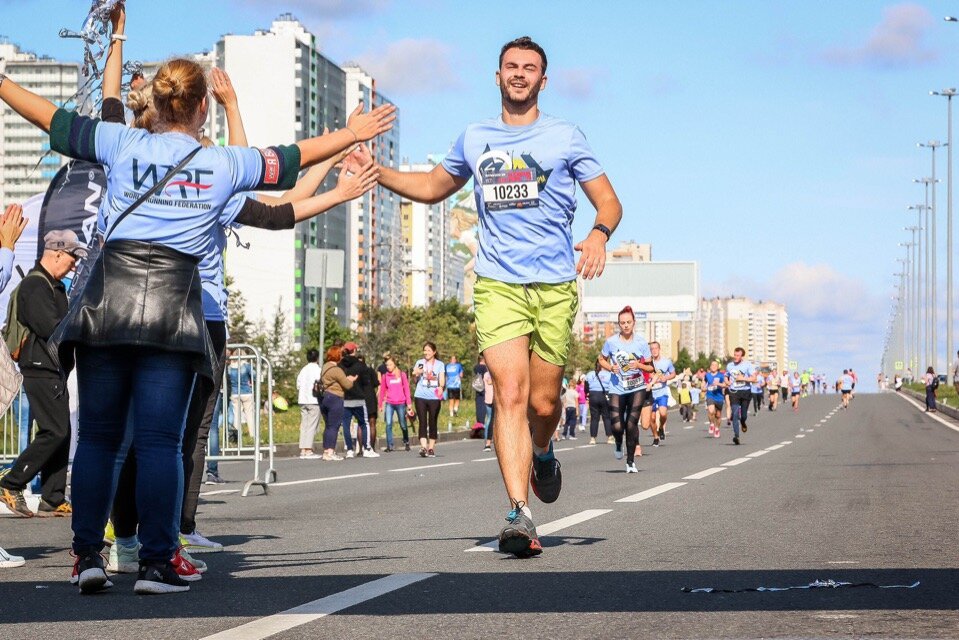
[840,369,853,409]
[725,348,757,445]
[355,36,622,557]
[704,361,726,438]
[648,341,676,446]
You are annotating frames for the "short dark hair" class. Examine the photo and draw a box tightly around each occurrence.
[734,347,745,356]
[499,36,547,73]
[307,348,319,363]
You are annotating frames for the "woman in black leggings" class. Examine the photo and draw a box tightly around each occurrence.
[584,362,613,444]
[412,342,445,458]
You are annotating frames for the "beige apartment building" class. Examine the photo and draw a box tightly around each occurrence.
[683,296,788,369]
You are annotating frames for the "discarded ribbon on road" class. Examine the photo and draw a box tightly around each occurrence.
[682,579,921,593]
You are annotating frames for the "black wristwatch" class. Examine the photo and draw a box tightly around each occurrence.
[592,223,612,240]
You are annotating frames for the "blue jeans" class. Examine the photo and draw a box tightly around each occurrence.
[730,391,749,438]
[71,346,195,563]
[383,403,409,448]
[484,403,494,440]
[320,393,345,451]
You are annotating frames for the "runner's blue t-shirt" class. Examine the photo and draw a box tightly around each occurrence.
[601,334,651,395]
[704,371,725,402]
[651,357,675,399]
[413,359,445,400]
[841,375,853,391]
[750,377,764,394]
[445,362,463,389]
[726,360,757,392]
[442,113,604,284]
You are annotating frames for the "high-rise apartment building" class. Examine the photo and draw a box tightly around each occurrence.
[398,161,464,306]
[0,40,79,204]
[213,15,356,342]
[342,65,401,317]
[684,296,788,368]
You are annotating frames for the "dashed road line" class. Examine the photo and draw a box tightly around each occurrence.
[388,462,463,473]
[198,489,240,497]
[795,434,806,438]
[746,450,769,458]
[683,467,726,480]
[270,472,379,487]
[765,444,785,451]
[722,457,752,467]
[200,573,437,640]
[780,440,793,445]
[615,481,687,503]
[471,457,498,463]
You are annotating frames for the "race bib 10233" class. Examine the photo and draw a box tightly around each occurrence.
[482,168,540,212]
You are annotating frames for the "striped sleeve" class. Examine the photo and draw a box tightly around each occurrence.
[49,108,127,167]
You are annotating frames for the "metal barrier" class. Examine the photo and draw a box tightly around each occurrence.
[208,343,277,497]
[1,387,33,465]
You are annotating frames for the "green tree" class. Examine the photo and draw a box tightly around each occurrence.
[675,347,693,372]
[249,302,301,401]
[303,303,357,354]
[566,333,603,380]
[225,274,254,344]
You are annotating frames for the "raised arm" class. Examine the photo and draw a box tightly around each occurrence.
[290,162,377,222]
[346,144,467,204]
[103,3,126,101]
[210,68,247,146]
[574,175,623,280]
[296,102,395,168]
[0,76,58,133]
[259,128,348,206]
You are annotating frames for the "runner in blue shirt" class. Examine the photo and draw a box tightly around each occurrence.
[840,369,854,409]
[445,355,464,419]
[726,347,757,445]
[703,361,727,439]
[598,307,654,473]
[750,372,765,416]
[649,341,676,446]
[790,371,803,412]
[352,37,623,558]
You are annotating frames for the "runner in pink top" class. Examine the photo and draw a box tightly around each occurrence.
[378,357,413,452]
[576,376,588,432]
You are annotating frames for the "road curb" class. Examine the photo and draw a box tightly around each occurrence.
[904,389,959,421]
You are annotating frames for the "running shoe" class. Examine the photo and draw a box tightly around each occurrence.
[178,547,207,574]
[588,438,596,445]
[322,451,344,461]
[658,427,665,440]
[71,551,113,594]
[0,486,33,518]
[345,450,355,459]
[530,444,562,504]
[742,424,748,433]
[419,448,427,458]
[134,561,190,595]
[36,499,73,517]
[713,430,721,439]
[362,448,380,458]
[107,542,140,574]
[427,449,436,458]
[483,445,492,452]
[625,463,639,474]
[606,436,615,445]
[653,438,660,447]
[613,439,624,460]
[404,443,411,452]
[497,501,542,558]
[180,530,223,553]
[733,436,740,445]
[204,472,227,485]
[299,451,321,459]
[0,546,25,568]
[170,548,203,582]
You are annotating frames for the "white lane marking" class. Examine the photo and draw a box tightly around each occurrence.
[270,473,378,488]
[198,489,240,497]
[780,440,793,445]
[465,509,613,552]
[553,447,574,452]
[896,393,959,434]
[795,434,806,438]
[746,450,769,458]
[683,467,726,480]
[765,444,785,451]
[827,560,859,564]
[722,457,752,467]
[389,462,463,473]
[200,573,436,640]
[471,457,498,463]
[820,419,828,423]
[615,481,687,503]
[806,429,815,432]
[576,444,596,448]
[684,425,695,429]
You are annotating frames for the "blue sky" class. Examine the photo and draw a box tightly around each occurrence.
[3,0,958,385]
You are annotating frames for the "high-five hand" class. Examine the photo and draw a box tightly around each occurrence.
[346,102,397,142]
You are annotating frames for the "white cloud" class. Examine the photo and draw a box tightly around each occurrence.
[355,38,461,95]
[820,3,938,69]
[704,262,887,382]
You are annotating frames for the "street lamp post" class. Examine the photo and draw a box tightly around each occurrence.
[906,227,921,371]
[919,144,944,373]
[932,91,956,382]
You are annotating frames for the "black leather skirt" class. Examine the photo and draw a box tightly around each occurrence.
[51,240,215,380]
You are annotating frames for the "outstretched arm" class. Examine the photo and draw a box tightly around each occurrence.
[210,68,247,146]
[346,144,467,204]
[103,2,125,101]
[296,102,395,168]
[0,76,57,133]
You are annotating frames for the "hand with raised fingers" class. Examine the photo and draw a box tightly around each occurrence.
[346,102,397,142]
[210,68,239,110]
[0,204,28,250]
[574,229,608,280]
[343,144,374,174]
[335,161,379,202]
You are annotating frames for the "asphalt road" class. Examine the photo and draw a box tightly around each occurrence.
[1,392,957,639]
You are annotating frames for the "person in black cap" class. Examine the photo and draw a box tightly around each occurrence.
[0,230,87,518]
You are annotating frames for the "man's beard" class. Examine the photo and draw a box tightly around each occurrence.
[500,79,540,108]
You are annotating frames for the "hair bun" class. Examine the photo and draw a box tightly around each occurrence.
[153,74,183,99]
[126,89,150,113]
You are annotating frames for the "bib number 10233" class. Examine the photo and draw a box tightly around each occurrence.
[482,169,540,212]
